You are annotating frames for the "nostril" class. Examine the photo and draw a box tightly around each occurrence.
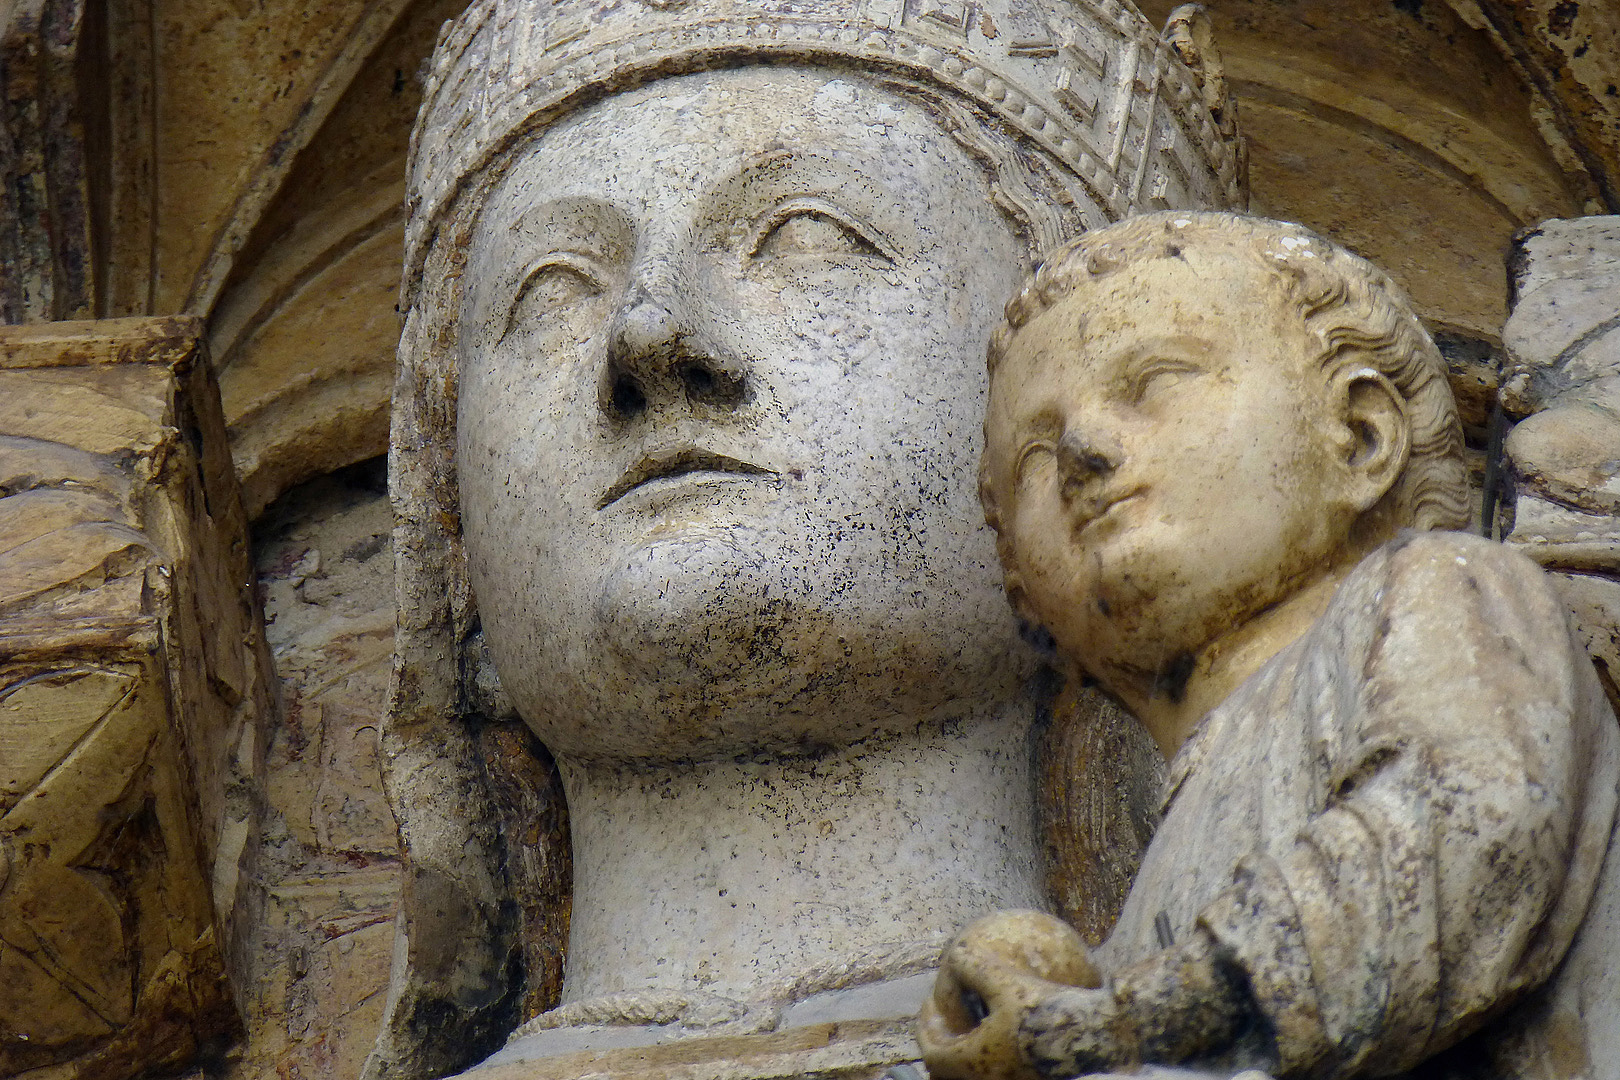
[961,988,989,1026]
[681,363,716,399]
[679,361,745,408]
[1079,450,1115,476]
[1057,436,1116,482]
[611,375,647,418]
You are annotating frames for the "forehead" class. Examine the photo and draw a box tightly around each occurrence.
[478,66,993,224]
[1001,245,1299,374]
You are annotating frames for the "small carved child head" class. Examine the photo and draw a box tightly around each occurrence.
[978,211,1469,706]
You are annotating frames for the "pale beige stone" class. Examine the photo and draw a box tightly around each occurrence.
[1502,216,1620,720]
[920,911,1097,1080]
[470,1019,919,1080]
[4,3,1620,1079]
[1135,0,1594,344]
[0,317,275,1079]
[930,212,1619,1079]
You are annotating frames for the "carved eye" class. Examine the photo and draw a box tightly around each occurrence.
[750,201,893,263]
[505,259,604,336]
[1126,358,1201,404]
[1014,440,1058,488]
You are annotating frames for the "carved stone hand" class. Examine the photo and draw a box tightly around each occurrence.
[1022,930,1249,1077]
[917,910,1098,1080]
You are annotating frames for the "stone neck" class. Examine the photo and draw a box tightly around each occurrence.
[554,698,1042,1011]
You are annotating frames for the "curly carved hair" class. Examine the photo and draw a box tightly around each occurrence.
[980,211,1471,562]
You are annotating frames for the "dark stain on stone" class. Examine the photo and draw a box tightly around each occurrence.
[1547,0,1580,38]
[342,532,389,563]
[1152,651,1197,704]
[1392,0,1423,17]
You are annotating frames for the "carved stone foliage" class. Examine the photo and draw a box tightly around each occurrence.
[0,650,236,1078]
[0,317,274,1079]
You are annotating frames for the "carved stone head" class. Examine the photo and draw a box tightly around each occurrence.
[373,5,1244,1076]
[397,0,1245,762]
[456,66,1052,761]
[979,211,1471,715]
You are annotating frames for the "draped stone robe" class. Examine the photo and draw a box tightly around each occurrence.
[1090,531,1620,1079]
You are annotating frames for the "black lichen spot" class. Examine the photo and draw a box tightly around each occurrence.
[1392,0,1422,17]
[1547,0,1580,38]
[1018,619,1058,656]
[1152,651,1197,704]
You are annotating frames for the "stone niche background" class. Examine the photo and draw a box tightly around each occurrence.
[1,0,1618,1076]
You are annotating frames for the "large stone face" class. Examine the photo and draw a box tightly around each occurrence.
[377,1,1247,1075]
[2,1,1619,1077]
[456,66,1035,765]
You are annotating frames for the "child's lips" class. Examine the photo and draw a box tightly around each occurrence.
[1072,487,1143,534]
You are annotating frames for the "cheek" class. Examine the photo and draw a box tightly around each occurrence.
[1005,503,1084,612]
[458,345,600,531]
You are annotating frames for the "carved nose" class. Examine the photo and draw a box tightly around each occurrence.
[1056,432,1117,489]
[601,292,745,420]
[613,297,676,361]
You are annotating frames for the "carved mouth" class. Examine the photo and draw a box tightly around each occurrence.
[598,449,778,509]
[1073,489,1142,533]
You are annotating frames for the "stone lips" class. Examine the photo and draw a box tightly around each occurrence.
[403,0,1247,295]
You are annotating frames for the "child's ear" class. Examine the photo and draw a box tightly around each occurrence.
[1332,360,1410,513]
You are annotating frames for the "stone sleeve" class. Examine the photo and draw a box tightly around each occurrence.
[1198,534,1617,1078]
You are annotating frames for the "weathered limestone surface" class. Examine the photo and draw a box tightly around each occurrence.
[925,212,1619,1080]
[0,317,274,1078]
[1442,0,1620,213]
[376,1,1244,1077]
[1,3,1618,1078]
[1135,0,1593,343]
[221,462,400,1080]
[0,0,94,322]
[1502,215,1620,713]
[470,1020,920,1080]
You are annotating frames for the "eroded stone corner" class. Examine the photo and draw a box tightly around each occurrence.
[0,315,276,1079]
